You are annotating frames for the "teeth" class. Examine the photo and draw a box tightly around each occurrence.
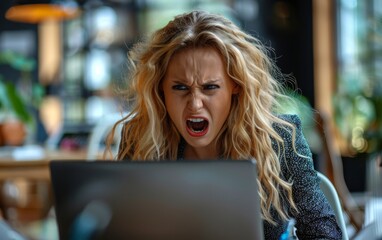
[187,118,204,122]
[191,129,203,133]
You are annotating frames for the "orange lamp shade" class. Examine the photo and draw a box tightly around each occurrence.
[5,2,80,23]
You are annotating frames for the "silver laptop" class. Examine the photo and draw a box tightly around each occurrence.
[50,160,264,240]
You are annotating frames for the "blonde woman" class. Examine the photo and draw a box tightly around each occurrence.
[113,10,342,239]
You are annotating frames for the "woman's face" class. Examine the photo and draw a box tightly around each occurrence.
[162,47,239,151]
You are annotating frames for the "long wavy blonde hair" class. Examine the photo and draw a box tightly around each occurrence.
[110,10,299,224]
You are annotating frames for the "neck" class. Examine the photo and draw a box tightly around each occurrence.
[184,144,220,160]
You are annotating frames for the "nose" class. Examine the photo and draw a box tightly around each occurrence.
[187,92,203,112]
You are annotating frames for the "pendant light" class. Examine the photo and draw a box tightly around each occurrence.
[5,0,81,23]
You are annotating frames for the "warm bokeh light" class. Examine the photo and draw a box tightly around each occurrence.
[39,96,63,136]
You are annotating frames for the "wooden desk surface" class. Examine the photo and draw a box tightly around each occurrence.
[0,148,94,226]
[0,149,88,180]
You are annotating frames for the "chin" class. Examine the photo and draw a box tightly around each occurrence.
[183,136,214,148]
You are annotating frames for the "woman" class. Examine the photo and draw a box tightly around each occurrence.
[112,10,342,239]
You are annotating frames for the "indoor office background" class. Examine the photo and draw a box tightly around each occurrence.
[0,0,381,239]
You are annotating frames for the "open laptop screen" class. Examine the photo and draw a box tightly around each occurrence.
[50,160,264,240]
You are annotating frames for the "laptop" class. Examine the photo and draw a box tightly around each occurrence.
[50,160,264,240]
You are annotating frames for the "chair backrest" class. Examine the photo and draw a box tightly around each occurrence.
[317,171,349,240]
[86,112,126,160]
[314,111,364,232]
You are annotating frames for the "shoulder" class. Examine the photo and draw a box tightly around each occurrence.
[271,114,302,142]
[274,114,302,129]
[271,114,312,166]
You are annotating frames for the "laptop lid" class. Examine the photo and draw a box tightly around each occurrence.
[50,160,264,240]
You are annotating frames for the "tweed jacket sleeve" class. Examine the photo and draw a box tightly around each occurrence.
[272,114,342,239]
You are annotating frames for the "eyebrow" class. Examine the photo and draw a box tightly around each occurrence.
[202,79,221,84]
[170,79,222,85]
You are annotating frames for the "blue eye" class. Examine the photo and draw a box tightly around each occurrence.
[172,85,188,90]
[204,84,219,90]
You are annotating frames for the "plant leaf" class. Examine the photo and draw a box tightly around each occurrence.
[0,81,32,123]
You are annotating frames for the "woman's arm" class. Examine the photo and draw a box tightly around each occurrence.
[277,114,343,239]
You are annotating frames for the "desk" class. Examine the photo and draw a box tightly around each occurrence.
[355,153,382,240]
[0,148,88,223]
[353,222,382,240]
[0,149,88,180]
[362,197,382,239]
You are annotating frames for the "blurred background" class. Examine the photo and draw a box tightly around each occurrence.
[0,0,381,239]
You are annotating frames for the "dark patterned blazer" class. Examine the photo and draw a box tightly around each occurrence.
[263,114,342,239]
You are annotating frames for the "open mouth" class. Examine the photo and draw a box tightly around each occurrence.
[186,118,209,136]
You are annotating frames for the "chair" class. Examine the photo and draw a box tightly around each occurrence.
[318,171,349,240]
[86,112,126,160]
[314,111,364,232]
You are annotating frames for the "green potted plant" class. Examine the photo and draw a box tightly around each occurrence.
[0,50,35,146]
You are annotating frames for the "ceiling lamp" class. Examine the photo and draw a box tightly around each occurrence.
[5,0,81,23]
